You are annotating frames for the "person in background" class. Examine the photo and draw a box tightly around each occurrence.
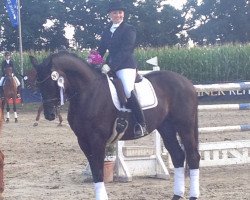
[97,1,148,138]
[0,51,21,98]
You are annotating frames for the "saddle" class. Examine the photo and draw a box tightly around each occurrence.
[106,73,158,143]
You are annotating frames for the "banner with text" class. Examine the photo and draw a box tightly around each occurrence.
[5,0,18,27]
[198,89,250,102]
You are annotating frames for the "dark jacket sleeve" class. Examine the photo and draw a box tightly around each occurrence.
[97,27,112,58]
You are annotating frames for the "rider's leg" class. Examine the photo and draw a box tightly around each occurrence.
[116,68,136,99]
[17,86,21,98]
[14,76,21,97]
[116,68,148,138]
[128,90,148,137]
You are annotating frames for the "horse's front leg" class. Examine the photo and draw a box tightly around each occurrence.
[56,108,63,126]
[5,102,10,123]
[78,136,108,200]
[13,102,18,123]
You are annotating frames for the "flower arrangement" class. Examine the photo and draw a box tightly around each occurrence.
[87,50,104,65]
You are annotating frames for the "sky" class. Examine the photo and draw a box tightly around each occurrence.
[166,0,187,10]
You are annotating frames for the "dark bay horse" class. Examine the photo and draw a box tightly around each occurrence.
[30,52,200,200]
[24,68,63,126]
[2,67,18,123]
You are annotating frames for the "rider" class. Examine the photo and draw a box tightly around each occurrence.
[0,51,21,98]
[97,1,148,138]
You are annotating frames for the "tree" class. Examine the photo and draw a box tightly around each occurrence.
[0,0,68,51]
[0,0,187,50]
[63,0,185,48]
[186,0,250,45]
[127,0,185,47]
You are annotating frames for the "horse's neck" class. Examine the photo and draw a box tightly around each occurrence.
[67,70,102,92]
[59,59,98,84]
[60,61,102,93]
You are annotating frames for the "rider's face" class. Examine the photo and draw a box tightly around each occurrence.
[5,55,10,60]
[109,10,124,24]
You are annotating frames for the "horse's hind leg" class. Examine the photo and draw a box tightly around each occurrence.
[158,119,186,199]
[178,114,200,199]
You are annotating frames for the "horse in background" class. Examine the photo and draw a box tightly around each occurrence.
[2,67,19,123]
[24,68,63,126]
[30,52,200,200]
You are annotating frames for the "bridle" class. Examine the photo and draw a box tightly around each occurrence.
[35,70,79,106]
[35,74,61,105]
[35,74,51,85]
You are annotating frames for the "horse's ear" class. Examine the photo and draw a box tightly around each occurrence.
[29,56,38,68]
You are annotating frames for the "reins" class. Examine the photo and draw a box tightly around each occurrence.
[35,74,51,85]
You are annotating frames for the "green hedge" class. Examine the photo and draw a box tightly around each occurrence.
[1,43,250,84]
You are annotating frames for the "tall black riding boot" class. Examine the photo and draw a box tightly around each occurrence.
[129,90,148,138]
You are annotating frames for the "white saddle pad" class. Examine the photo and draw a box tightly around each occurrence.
[107,75,158,111]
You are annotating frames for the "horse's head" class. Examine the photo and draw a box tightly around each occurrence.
[4,67,13,77]
[29,55,61,121]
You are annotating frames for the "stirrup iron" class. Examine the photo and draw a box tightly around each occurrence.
[134,123,148,138]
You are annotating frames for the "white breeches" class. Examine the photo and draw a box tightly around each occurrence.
[0,76,20,86]
[116,68,136,98]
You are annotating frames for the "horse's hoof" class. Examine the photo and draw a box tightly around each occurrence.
[5,119,9,123]
[57,123,62,127]
[189,198,198,200]
[172,195,183,200]
[33,122,38,127]
[15,119,18,123]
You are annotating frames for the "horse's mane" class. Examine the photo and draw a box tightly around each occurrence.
[49,51,104,78]
[51,51,89,66]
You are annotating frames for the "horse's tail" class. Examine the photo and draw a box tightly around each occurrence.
[194,110,199,149]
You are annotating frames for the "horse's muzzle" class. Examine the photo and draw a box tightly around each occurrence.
[43,106,56,121]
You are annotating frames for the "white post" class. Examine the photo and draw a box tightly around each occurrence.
[17,0,24,88]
